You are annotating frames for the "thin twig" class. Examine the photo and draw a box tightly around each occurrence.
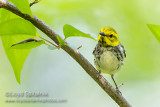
[118,83,124,89]
[75,45,82,54]
[30,0,39,7]
[0,1,132,107]
[77,45,82,50]
[38,36,59,48]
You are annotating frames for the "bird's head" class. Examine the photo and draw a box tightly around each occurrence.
[98,27,119,46]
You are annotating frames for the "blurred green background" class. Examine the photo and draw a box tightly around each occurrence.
[1,0,160,106]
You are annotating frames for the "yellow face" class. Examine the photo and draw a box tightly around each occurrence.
[98,27,119,46]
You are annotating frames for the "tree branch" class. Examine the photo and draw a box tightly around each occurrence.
[30,0,39,7]
[0,0,131,106]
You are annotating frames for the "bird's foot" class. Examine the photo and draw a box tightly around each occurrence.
[115,83,124,95]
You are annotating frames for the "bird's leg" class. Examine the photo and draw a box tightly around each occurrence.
[111,75,121,93]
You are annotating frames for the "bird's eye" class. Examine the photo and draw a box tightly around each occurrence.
[109,34,113,38]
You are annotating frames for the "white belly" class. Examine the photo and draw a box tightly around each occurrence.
[96,51,122,75]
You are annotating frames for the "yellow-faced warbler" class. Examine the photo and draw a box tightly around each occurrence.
[93,27,126,91]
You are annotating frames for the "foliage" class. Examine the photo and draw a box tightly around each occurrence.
[10,38,45,49]
[0,0,36,84]
[63,24,96,40]
[147,24,160,42]
[0,1,95,84]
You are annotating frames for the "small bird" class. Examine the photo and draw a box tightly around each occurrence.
[93,27,126,91]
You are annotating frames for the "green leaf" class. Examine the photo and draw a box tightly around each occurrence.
[0,18,36,36]
[9,0,32,16]
[0,0,36,84]
[11,38,45,49]
[147,24,160,42]
[63,24,96,40]
[57,35,67,46]
[1,36,33,84]
[48,46,57,50]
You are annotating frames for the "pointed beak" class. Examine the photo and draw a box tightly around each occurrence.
[99,32,106,36]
